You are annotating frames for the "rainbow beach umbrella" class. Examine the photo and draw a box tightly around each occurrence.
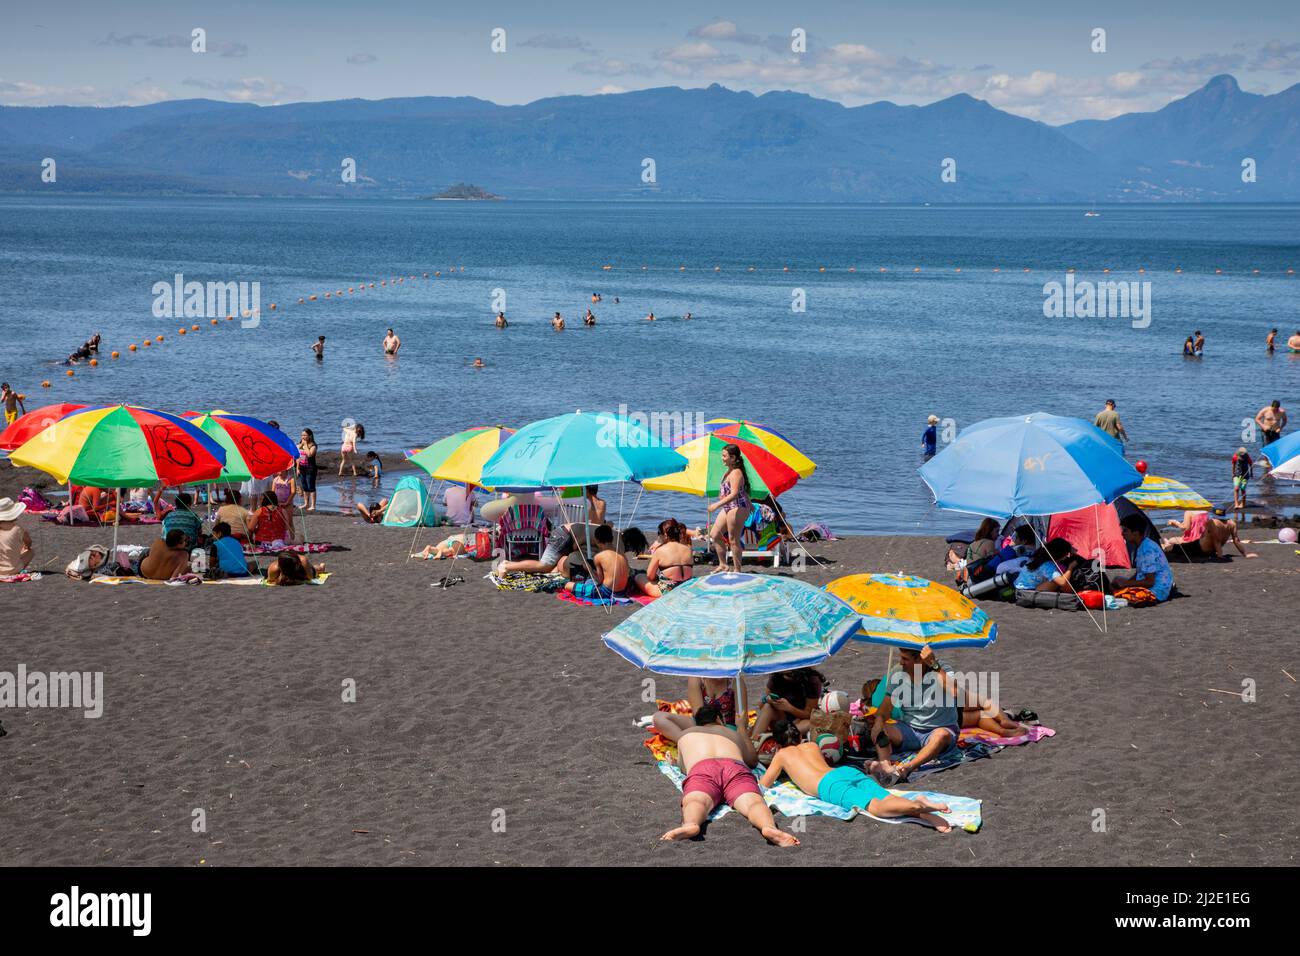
[1126,474,1212,511]
[825,573,998,650]
[408,425,516,488]
[643,432,800,499]
[10,404,226,487]
[0,402,86,452]
[603,572,862,677]
[184,410,298,483]
[697,418,816,478]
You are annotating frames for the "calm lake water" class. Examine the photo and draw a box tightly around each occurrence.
[1,197,1297,533]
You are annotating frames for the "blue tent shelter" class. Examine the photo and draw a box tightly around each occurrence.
[382,475,439,527]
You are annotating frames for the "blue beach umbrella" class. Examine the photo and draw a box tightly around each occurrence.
[918,412,1142,518]
[602,572,864,677]
[479,410,687,489]
[1261,431,1300,481]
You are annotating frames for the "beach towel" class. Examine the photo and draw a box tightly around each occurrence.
[90,573,329,587]
[959,724,1056,748]
[487,571,567,592]
[0,572,40,583]
[868,741,996,779]
[245,542,338,555]
[555,587,652,607]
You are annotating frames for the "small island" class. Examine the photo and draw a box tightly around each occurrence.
[422,183,503,201]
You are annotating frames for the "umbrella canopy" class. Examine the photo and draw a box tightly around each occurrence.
[1261,432,1300,481]
[0,402,86,451]
[602,572,862,677]
[1126,473,1212,511]
[10,404,226,487]
[644,432,799,499]
[184,411,297,483]
[479,411,686,489]
[826,573,998,650]
[408,425,516,488]
[918,412,1142,518]
[696,419,816,478]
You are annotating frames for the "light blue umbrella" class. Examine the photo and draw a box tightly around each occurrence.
[918,412,1142,518]
[603,572,863,677]
[1261,431,1300,481]
[480,410,687,489]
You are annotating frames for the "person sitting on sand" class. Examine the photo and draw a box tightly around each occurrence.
[635,518,694,597]
[563,524,630,601]
[1014,537,1078,593]
[762,720,952,830]
[498,521,575,577]
[0,497,34,576]
[357,497,389,523]
[657,677,742,735]
[266,551,322,586]
[215,498,253,542]
[139,530,192,580]
[365,452,382,486]
[750,668,820,741]
[947,517,999,580]
[652,704,797,846]
[871,645,960,783]
[208,522,253,578]
[74,486,113,525]
[162,491,204,547]
[249,491,290,545]
[1163,510,1257,560]
[1110,513,1173,601]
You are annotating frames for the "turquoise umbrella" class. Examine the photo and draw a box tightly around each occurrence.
[602,572,863,677]
[480,410,687,489]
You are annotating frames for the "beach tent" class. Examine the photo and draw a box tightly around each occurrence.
[1044,497,1158,570]
[382,476,438,527]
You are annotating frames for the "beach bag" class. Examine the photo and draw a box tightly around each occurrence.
[1112,586,1158,607]
[18,487,52,513]
[474,528,493,560]
[1015,589,1080,611]
[1076,590,1105,610]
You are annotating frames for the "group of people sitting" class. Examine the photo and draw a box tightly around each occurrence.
[652,647,1034,845]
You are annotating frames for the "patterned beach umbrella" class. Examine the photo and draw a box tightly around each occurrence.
[697,418,817,478]
[408,425,516,488]
[1261,432,1300,481]
[1126,474,1212,511]
[643,432,800,499]
[825,573,998,651]
[919,412,1141,518]
[9,404,225,487]
[0,402,86,451]
[603,572,863,677]
[184,410,298,483]
[480,411,686,488]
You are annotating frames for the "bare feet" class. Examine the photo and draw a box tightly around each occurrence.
[762,826,800,847]
[660,823,701,841]
[917,811,952,832]
[913,795,950,814]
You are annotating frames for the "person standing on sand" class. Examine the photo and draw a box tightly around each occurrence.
[1231,446,1253,518]
[1255,400,1287,446]
[1094,399,1129,445]
[1266,328,1278,353]
[298,429,319,512]
[383,329,401,356]
[311,336,326,361]
[2,383,25,425]
[707,444,751,572]
[762,720,952,830]
[652,705,798,846]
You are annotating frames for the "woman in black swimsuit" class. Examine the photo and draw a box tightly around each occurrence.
[298,429,319,512]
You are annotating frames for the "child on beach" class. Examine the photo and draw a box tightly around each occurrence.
[563,524,630,601]
[750,669,822,741]
[1231,446,1253,517]
[339,421,363,476]
[208,522,253,578]
[249,491,289,546]
[416,533,474,560]
[656,676,742,731]
[267,551,322,585]
[365,451,382,486]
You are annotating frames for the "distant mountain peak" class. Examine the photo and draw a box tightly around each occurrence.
[1202,74,1241,93]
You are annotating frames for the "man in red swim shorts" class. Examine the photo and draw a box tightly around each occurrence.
[652,702,798,846]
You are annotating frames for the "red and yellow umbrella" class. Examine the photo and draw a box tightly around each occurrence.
[0,402,86,451]
[643,432,799,499]
[184,410,298,482]
[9,404,226,487]
[696,418,816,478]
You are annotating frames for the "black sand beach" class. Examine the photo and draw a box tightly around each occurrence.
[2,506,1297,867]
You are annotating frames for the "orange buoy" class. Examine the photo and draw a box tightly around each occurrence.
[1103,268,1111,274]
[993,268,1001,273]
[66,369,75,377]
[348,287,354,293]
[111,351,120,358]
[818,266,826,272]
[1138,268,1146,273]
[41,380,51,388]
[269,303,277,311]
[226,315,234,321]
[913,267,921,272]
[309,294,318,300]
[1175,267,1183,273]
[210,318,218,325]
[179,328,187,335]
[324,292,331,298]
[156,335,164,342]
[955,267,962,273]
[89,358,98,367]
[142,339,150,347]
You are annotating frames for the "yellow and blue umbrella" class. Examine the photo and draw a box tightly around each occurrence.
[603,572,863,677]
[825,573,997,650]
[1126,474,1212,511]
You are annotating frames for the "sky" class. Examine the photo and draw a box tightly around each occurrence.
[1,0,1298,124]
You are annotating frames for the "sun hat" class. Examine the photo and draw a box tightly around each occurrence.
[0,497,27,521]
[927,414,940,424]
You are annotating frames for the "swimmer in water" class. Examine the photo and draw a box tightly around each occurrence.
[1266,328,1277,353]
[311,336,325,361]
[584,310,596,326]
[383,328,401,356]
[646,312,656,322]
[473,358,485,369]
[684,312,693,321]
[496,312,508,329]
[552,312,566,331]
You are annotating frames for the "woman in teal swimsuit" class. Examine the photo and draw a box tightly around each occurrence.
[708,444,751,572]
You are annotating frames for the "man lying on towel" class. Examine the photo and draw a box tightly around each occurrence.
[761,720,952,831]
[563,524,631,602]
[653,705,798,846]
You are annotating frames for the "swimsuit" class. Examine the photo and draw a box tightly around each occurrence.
[701,686,736,726]
[816,765,890,811]
[681,757,760,807]
[720,476,750,513]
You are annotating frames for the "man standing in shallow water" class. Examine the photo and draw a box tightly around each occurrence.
[383,328,401,356]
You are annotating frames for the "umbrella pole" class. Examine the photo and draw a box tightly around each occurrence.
[735,676,748,736]
[1026,517,1105,635]
[112,497,120,555]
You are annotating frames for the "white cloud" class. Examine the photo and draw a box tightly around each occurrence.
[181,77,306,104]
[0,78,170,106]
